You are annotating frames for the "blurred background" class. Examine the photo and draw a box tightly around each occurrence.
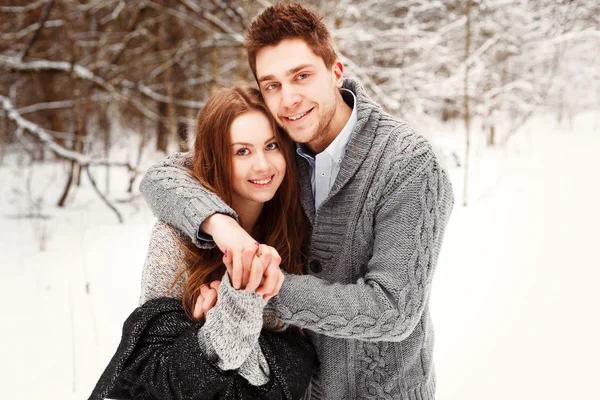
[0,0,598,399]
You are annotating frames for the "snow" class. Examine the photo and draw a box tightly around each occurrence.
[0,111,598,399]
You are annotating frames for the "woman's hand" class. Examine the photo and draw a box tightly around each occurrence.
[223,245,285,300]
[192,280,221,320]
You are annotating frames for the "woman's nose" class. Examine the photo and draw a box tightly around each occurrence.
[253,152,269,172]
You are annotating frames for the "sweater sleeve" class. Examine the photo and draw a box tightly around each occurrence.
[139,152,238,248]
[198,273,271,386]
[139,220,187,305]
[139,221,271,385]
[269,158,454,341]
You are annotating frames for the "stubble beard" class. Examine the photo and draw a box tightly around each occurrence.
[285,98,337,151]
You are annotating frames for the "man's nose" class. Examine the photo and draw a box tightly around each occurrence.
[281,85,301,109]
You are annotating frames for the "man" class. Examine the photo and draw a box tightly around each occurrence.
[140,3,454,399]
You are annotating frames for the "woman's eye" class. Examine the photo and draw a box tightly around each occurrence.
[266,142,279,151]
[236,148,250,156]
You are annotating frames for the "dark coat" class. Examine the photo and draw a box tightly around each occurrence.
[89,298,316,400]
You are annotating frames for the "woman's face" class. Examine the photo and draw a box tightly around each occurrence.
[230,110,286,206]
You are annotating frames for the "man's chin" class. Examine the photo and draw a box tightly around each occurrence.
[285,126,317,144]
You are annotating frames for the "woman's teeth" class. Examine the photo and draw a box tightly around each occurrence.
[250,177,272,185]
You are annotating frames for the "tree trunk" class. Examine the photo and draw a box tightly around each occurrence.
[38,72,66,147]
[57,160,76,207]
[156,102,169,152]
[463,0,472,207]
[0,112,7,165]
[177,119,189,152]
[155,10,177,152]
[99,105,111,195]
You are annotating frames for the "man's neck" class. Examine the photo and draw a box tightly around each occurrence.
[308,91,352,154]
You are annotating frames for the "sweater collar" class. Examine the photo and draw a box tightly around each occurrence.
[328,78,382,197]
[296,77,382,221]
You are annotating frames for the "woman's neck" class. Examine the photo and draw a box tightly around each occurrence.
[231,198,263,234]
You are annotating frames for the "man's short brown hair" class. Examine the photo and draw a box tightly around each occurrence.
[245,3,338,79]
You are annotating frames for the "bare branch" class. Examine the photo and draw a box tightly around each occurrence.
[0,20,64,41]
[178,0,244,42]
[15,95,109,114]
[1,94,89,164]
[21,0,56,60]
[120,80,205,109]
[0,55,161,122]
[0,0,51,13]
[84,165,123,223]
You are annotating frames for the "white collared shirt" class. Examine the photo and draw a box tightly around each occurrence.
[296,88,358,211]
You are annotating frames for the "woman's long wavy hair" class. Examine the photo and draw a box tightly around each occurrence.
[177,85,306,319]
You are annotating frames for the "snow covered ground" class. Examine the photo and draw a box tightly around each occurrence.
[0,112,598,399]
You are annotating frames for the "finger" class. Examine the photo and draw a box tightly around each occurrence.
[245,256,265,292]
[209,280,221,290]
[202,289,218,315]
[222,250,232,275]
[257,244,272,272]
[193,294,205,320]
[222,252,233,280]
[199,284,211,298]
[256,253,281,295]
[265,271,285,301]
[241,246,258,289]
[232,249,243,289]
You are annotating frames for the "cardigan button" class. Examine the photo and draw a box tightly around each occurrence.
[309,260,322,273]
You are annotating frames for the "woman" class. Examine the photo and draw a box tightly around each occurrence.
[90,86,315,400]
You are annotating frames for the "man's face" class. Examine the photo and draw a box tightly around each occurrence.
[256,38,344,153]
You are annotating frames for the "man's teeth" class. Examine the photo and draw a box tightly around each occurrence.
[288,110,308,121]
[250,177,272,185]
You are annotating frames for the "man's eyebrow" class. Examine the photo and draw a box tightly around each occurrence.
[257,64,315,83]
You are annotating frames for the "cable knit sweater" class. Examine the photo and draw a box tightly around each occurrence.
[139,78,454,399]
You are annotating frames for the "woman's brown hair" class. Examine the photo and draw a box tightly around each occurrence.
[178,85,306,319]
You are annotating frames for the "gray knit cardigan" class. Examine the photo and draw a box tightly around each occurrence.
[139,78,454,400]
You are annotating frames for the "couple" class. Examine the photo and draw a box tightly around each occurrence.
[92,3,454,400]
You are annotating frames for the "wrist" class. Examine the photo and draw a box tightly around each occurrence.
[200,213,236,236]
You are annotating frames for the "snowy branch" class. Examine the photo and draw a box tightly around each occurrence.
[0,55,161,122]
[120,81,205,109]
[0,0,50,13]
[0,20,64,41]
[1,94,89,164]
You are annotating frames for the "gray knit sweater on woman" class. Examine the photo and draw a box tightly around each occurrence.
[139,221,272,387]
[139,78,454,400]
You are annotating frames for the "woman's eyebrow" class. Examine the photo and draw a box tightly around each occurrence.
[231,136,276,146]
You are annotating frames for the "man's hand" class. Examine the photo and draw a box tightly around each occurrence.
[192,280,220,320]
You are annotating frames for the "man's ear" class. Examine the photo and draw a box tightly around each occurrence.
[332,60,344,88]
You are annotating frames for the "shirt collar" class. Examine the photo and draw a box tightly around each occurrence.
[295,88,357,163]
[324,88,357,165]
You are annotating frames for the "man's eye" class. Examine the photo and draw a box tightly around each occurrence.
[236,148,250,156]
[297,73,309,80]
[266,142,279,151]
[265,83,279,91]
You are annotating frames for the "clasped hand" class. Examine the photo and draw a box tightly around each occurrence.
[193,243,284,320]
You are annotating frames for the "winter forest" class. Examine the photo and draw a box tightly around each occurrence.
[1,0,599,399]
